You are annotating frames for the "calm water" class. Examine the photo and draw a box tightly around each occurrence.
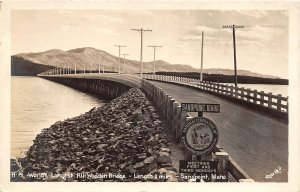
[11,76,105,158]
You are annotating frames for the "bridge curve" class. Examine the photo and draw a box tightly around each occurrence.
[40,73,142,88]
[148,80,288,182]
[38,72,288,182]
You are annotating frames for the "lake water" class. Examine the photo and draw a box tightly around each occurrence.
[11,76,105,158]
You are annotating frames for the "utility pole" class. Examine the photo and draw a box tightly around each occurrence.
[131,28,152,78]
[148,45,162,75]
[74,60,77,74]
[103,61,105,74]
[200,31,204,81]
[98,51,101,74]
[223,24,244,87]
[114,45,126,74]
[121,53,129,74]
[84,60,86,74]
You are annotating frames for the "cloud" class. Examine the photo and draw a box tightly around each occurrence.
[237,25,286,43]
[180,35,216,41]
[179,25,224,41]
[234,10,268,19]
[61,24,74,32]
[193,26,222,35]
[95,27,121,36]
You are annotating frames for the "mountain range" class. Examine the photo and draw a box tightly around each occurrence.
[12,47,278,78]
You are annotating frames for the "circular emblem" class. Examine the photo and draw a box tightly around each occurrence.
[181,117,219,155]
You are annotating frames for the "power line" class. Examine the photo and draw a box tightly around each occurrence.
[244,25,286,28]
[114,45,126,74]
[223,24,244,87]
[131,28,152,78]
[147,45,162,75]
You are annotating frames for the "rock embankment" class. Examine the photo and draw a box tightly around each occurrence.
[16,88,179,181]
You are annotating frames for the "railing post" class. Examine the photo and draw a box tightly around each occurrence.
[268,92,272,108]
[253,90,257,104]
[241,88,245,100]
[230,86,233,96]
[176,106,182,141]
[184,116,193,160]
[165,95,171,120]
[246,89,251,102]
[277,94,282,111]
[163,93,168,118]
[160,91,164,112]
[235,87,239,98]
[260,91,265,106]
[215,152,229,182]
[168,98,175,129]
[172,102,179,132]
[180,111,187,140]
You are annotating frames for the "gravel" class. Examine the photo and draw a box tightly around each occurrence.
[14,88,179,182]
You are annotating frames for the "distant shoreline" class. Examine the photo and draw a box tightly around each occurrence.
[154,72,289,85]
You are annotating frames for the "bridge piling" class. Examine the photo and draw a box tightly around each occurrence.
[39,76,131,100]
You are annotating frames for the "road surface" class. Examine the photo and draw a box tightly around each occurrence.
[50,74,288,182]
[150,81,288,182]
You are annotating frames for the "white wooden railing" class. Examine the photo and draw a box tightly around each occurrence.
[143,75,288,113]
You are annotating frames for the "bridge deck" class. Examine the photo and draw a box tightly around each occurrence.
[150,81,288,182]
[43,73,288,182]
[54,73,142,89]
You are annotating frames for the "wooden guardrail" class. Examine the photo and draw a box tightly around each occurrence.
[143,74,288,114]
[141,79,253,182]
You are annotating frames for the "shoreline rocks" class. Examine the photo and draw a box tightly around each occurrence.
[12,88,179,182]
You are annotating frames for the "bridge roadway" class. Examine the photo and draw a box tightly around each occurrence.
[53,73,288,182]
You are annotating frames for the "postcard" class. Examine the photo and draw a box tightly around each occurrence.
[1,0,300,192]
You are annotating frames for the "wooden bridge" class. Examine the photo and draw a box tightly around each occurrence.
[38,71,288,182]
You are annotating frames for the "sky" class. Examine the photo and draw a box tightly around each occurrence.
[12,10,289,78]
